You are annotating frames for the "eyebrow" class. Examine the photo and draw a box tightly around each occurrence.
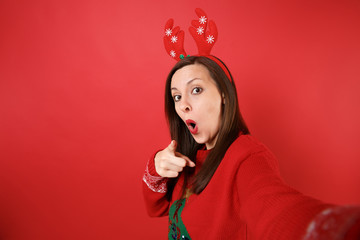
[171,78,202,91]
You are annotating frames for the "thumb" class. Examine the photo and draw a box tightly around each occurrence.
[167,140,177,153]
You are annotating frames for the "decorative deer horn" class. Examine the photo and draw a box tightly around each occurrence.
[163,19,187,61]
[189,8,218,56]
[163,8,232,82]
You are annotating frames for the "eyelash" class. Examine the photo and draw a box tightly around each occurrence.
[172,87,203,102]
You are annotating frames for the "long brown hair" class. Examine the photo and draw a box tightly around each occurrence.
[164,56,249,200]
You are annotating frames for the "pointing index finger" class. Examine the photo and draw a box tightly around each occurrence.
[175,152,195,167]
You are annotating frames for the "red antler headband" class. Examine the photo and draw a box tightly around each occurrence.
[163,8,232,82]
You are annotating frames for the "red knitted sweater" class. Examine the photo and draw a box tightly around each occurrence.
[143,134,360,239]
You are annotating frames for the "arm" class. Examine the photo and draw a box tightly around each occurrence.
[236,149,333,239]
[142,140,195,217]
[142,151,170,217]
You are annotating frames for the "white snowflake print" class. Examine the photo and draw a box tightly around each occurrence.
[171,35,178,43]
[206,35,215,44]
[199,16,207,24]
[170,50,176,58]
[196,26,204,35]
[165,28,172,36]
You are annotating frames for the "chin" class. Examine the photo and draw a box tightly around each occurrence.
[192,134,217,149]
[192,136,206,145]
[193,136,212,147]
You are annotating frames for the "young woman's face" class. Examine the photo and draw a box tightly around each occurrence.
[171,63,223,149]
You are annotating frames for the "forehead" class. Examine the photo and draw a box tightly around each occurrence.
[171,63,214,88]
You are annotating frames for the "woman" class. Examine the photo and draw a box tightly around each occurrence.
[142,56,360,239]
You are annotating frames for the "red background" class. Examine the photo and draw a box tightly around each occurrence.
[0,0,359,239]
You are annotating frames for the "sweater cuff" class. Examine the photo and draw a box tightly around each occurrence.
[303,205,360,240]
[142,151,168,193]
[147,151,161,177]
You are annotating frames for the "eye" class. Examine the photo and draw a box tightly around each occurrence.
[173,95,181,102]
[192,87,202,95]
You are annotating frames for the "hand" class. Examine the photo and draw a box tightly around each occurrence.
[154,140,195,178]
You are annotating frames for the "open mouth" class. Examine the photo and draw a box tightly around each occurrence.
[186,119,198,134]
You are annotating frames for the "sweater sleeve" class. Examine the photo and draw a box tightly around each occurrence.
[142,151,170,217]
[236,149,338,240]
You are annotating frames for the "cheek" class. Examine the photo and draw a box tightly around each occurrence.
[174,105,184,120]
[206,100,222,117]
[200,102,222,128]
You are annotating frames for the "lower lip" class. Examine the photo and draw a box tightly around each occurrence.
[189,125,198,134]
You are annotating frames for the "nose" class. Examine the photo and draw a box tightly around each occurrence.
[179,96,191,113]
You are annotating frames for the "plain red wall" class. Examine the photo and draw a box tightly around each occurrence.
[0,0,359,239]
